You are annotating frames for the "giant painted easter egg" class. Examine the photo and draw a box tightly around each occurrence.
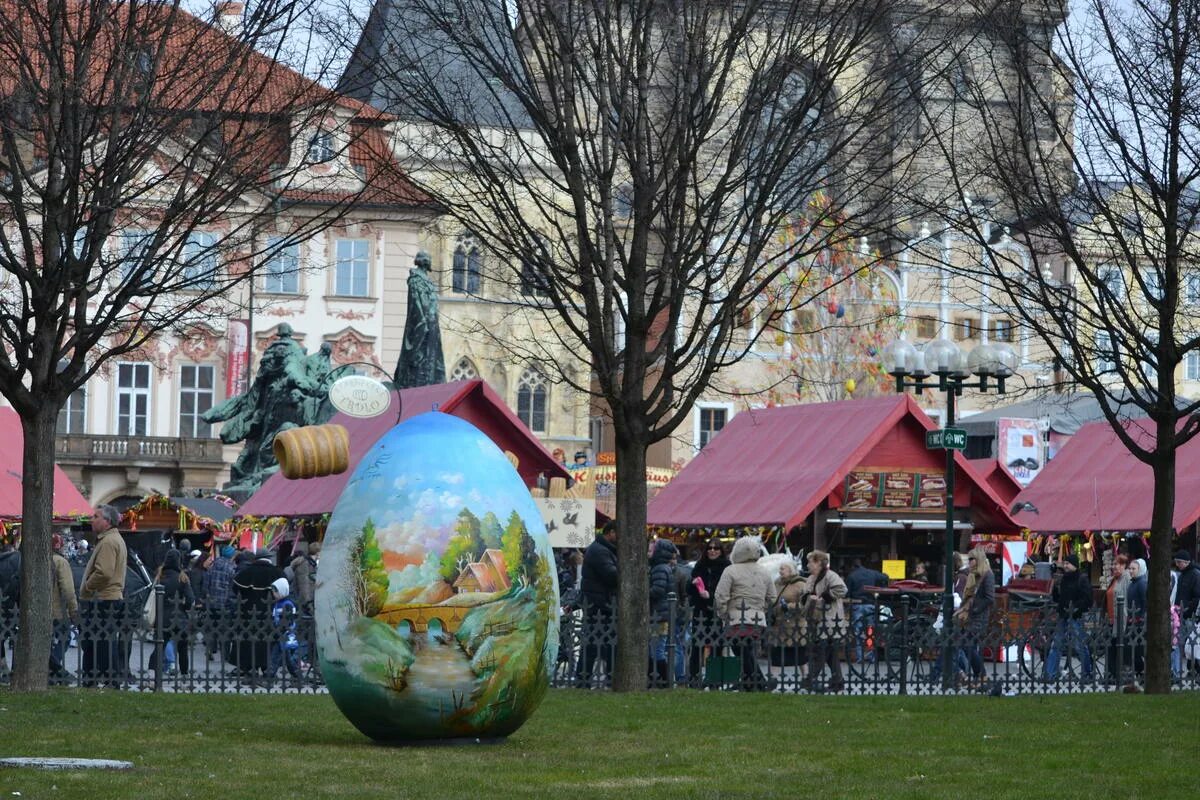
[315,412,559,742]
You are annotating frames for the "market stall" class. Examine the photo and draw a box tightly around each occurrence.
[0,407,93,543]
[648,394,1019,571]
[1011,418,1200,584]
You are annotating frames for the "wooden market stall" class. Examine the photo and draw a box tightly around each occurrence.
[1011,418,1200,581]
[648,395,1019,574]
[0,407,93,543]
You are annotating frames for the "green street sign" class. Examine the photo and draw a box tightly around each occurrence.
[926,427,967,450]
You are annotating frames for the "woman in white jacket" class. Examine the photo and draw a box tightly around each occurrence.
[714,537,776,691]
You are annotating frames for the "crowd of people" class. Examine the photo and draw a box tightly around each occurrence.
[555,524,1200,692]
[0,504,322,687]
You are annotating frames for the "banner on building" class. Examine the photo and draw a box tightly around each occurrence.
[226,319,249,398]
[997,417,1042,486]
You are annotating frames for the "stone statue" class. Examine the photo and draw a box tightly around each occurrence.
[203,324,348,495]
[393,250,446,388]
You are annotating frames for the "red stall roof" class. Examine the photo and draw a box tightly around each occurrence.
[968,458,1025,508]
[648,394,1017,532]
[237,379,570,518]
[1013,418,1200,533]
[0,408,94,520]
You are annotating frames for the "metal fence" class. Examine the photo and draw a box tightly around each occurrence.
[1,590,1197,694]
[552,593,1200,695]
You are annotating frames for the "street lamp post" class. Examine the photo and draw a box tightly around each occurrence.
[881,337,1016,688]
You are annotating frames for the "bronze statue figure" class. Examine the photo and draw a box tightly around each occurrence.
[203,324,348,494]
[393,250,446,389]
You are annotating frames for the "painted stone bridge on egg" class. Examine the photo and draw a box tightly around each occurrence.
[376,603,472,634]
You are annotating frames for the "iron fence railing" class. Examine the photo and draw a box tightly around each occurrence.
[0,591,1197,694]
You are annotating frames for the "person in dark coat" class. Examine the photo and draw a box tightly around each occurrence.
[647,538,679,685]
[672,553,694,683]
[231,551,285,677]
[1127,558,1149,677]
[1043,554,1094,681]
[846,558,890,664]
[150,549,195,675]
[686,538,730,678]
[186,550,207,608]
[1174,550,1200,677]
[576,521,618,684]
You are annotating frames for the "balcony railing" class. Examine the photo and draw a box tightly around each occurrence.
[55,433,226,465]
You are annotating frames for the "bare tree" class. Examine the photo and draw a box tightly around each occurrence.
[339,0,942,689]
[928,0,1200,692]
[0,0,393,691]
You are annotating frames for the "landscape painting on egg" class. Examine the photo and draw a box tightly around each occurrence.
[314,412,559,742]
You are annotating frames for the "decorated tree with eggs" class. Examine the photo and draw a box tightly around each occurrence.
[749,197,904,405]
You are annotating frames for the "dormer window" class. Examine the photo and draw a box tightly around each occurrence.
[307,131,334,163]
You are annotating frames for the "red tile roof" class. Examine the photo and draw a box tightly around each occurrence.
[0,408,94,520]
[0,1,427,209]
[1013,419,1200,533]
[237,379,570,518]
[647,394,1017,532]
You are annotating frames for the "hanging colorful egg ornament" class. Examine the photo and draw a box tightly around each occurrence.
[315,412,558,743]
[836,303,846,318]
[775,331,786,346]
[826,300,838,314]
[845,378,857,394]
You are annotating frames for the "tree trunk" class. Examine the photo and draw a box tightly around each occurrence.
[611,427,650,692]
[1145,447,1176,694]
[11,405,60,691]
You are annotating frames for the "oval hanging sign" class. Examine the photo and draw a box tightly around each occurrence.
[329,374,392,418]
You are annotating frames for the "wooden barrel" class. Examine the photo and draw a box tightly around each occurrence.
[273,424,350,480]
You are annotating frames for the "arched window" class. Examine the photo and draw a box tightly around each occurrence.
[516,369,548,433]
[450,357,478,381]
[452,234,482,294]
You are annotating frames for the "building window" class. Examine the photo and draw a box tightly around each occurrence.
[516,370,548,433]
[520,258,549,297]
[1186,351,1200,381]
[182,232,218,290]
[990,318,1014,342]
[695,404,730,450]
[954,317,981,340]
[262,238,299,293]
[1095,332,1117,373]
[452,234,482,294]
[1098,266,1124,300]
[307,131,334,163]
[916,315,938,339]
[1142,268,1162,301]
[178,365,214,438]
[1186,273,1200,305]
[120,228,153,281]
[57,385,87,434]
[116,362,151,436]
[334,239,370,297]
[450,357,478,381]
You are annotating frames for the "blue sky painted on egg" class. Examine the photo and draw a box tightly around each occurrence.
[326,411,544,571]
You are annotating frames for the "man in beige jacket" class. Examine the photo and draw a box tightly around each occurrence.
[80,505,126,687]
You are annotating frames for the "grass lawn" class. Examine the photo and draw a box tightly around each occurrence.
[0,689,1197,799]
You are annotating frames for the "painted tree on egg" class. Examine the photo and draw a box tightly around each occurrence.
[349,518,389,617]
